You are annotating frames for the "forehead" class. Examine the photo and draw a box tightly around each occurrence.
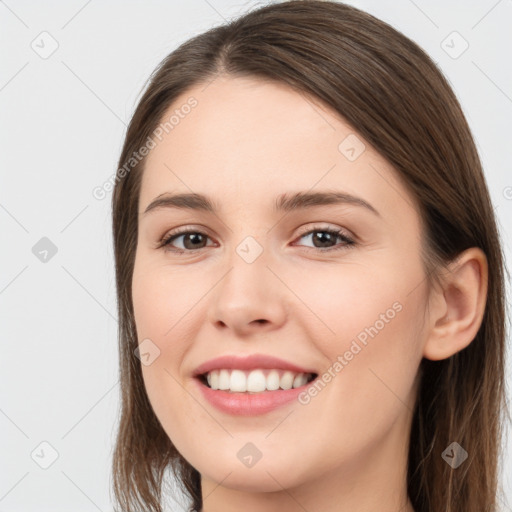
[139,75,417,222]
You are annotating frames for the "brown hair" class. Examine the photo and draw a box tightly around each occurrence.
[110,1,509,511]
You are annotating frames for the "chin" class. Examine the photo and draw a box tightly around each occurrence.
[206,467,298,493]
[197,454,309,493]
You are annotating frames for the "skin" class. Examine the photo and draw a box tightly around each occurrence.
[132,75,488,512]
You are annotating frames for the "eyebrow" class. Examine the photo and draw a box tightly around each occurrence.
[142,190,380,217]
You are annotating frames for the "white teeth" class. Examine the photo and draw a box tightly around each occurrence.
[230,370,247,392]
[280,371,295,390]
[293,373,308,388]
[204,368,314,392]
[267,370,280,390]
[218,369,230,390]
[209,370,218,390]
[247,369,266,392]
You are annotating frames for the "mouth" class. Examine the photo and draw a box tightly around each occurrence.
[193,368,320,416]
[196,369,319,394]
[191,354,321,415]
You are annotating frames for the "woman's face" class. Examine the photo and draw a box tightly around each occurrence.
[132,75,430,501]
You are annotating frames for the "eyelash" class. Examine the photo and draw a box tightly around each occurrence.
[158,225,356,254]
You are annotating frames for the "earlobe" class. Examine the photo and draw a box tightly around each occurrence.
[422,247,488,361]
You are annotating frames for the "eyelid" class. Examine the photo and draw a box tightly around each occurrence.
[158,224,210,243]
[294,223,354,240]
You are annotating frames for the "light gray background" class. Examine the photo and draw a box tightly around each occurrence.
[1,0,511,511]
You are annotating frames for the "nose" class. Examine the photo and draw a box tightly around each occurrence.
[207,248,288,337]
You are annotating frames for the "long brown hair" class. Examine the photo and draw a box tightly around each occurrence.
[110,1,509,510]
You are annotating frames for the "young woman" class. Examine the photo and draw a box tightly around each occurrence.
[110,1,509,511]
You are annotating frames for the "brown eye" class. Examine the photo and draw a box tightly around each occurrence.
[160,230,213,252]
[294,227,355,252]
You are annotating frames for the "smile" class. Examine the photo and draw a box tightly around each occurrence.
[194,370,319,416]
[201,368,317,393]
[191,353,320,415]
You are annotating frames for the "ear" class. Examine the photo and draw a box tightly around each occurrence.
[422,247,488,361]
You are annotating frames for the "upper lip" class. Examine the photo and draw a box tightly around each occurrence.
[192,353,318,377]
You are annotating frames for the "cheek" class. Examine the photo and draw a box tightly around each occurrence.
[131,258,212,411]
[132,261,201,344]
[293,260,425,420]
[292,260,422,352]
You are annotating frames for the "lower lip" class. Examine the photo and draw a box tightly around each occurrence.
[193,377,315,416]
